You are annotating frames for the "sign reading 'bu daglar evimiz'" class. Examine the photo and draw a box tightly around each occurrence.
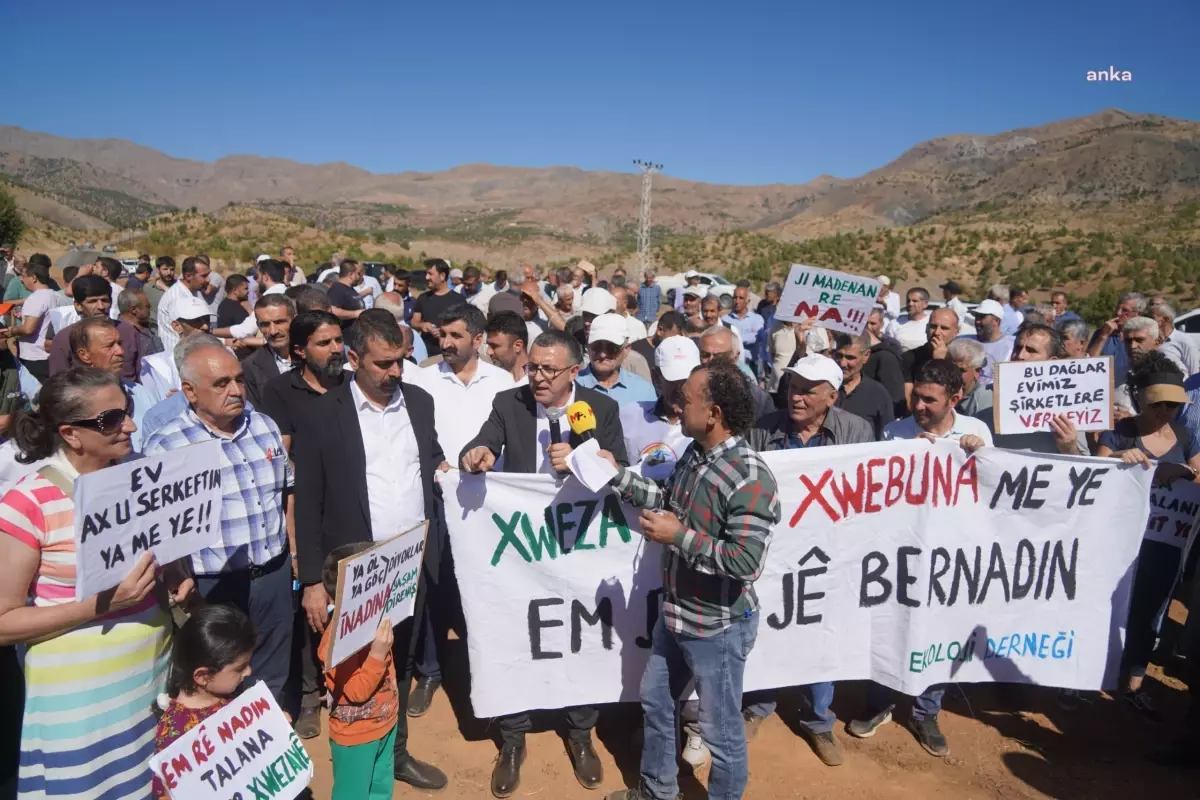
[442,441,1153,718]
[993,356,1113,434]
[774,265,881,335]
[73,439,223,600]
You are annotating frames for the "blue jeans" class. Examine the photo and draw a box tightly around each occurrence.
[640,613,759,800]
[743,681,836,734]
[865,682,944,722]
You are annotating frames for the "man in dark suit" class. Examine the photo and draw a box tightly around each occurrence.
[460,327,629,798]
[293,309,449,792]
[238,294,296,409]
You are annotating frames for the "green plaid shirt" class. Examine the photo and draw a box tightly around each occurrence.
[613,436,781,638]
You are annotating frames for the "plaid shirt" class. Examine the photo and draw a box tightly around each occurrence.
[144,406,292,575]
[637,284,662,324]
[613,435,781,638]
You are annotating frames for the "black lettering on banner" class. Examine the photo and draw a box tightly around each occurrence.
[528,598,564,660]
[949,547,981,605]
[570,598,613,653]
[767,574,794,630]
[927,547,951,606]
[1067,466,1108,508]
[977,542,1012,603]
[988,465,1051,511]
[1012,539,1036,599]
[795,565,827,625]
[896,546,921,608]
[859,552,891,607]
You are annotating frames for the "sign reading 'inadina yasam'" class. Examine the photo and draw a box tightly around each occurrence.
[774,265,881,335]
[441,441,1153,718]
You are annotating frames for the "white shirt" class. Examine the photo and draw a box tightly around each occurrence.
[287,266,306,287]
[318,267,339,283]
[887,314,931,352]
[1162,329,1200,377]
[350,380,426,541]
[18,289,65,361]
[884,410,994,445]
[407,358,514,464]
[109,281,122,320]
[157,281,200,355]
[228,284,288,339]
[535,388,575,475]
[140,350,179,402]
[621,401,692,482]
[46,304,80,343]
[361,275,383,309]
[526,320,544,347]
[880,291,901,322]
[466,283,497,313]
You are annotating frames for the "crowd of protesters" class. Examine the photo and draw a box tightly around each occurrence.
[0,240,1197,800]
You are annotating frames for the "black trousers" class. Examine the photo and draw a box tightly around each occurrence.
[392,573,427,767]
[498,706,599,747]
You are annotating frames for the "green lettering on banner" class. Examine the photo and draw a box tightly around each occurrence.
[490,512,531,566]
[555,503,577,549]
[598,495,632,547]
[520,513,558,562]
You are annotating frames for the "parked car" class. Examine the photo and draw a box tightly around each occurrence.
[1174,309,1200,349]
[119,258,140,275]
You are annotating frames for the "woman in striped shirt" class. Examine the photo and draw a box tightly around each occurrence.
[0,367,190,799]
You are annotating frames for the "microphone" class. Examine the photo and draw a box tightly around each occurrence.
[567,401,597,443]
[546,406,564,446]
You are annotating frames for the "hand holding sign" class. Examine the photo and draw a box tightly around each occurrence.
[368,614,394,661]
[95,552,157,616]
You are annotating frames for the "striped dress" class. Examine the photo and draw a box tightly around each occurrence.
[0,453,171,800]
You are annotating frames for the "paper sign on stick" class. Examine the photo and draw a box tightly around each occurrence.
[327,522,427,667]
[74,439,223,600]
[992,356,1113,434]
[149,682,312,800]
[774,265,881,335]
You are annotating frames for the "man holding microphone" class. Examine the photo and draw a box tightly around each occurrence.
[599,360,781,800]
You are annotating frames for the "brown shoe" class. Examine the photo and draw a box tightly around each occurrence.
[803,729,845,766]
[568,737,604,789]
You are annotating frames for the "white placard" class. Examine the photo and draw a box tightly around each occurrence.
[442,442,1152,718]
[567,439,619,492]
[327,523,427,667]
[993,356,1113,434]
[1144,479,1200,550]
[74,440,223,600]
[774,265,881,335]
[149,682,313,800]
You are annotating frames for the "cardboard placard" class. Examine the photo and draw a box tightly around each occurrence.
[774,265,881,335]
[993,356,1113,434]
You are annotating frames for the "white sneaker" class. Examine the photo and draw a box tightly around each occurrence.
[681,732,711,768]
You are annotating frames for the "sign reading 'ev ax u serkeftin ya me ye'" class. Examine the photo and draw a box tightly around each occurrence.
[774,265,881,336]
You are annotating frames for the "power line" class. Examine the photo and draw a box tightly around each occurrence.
[633,159,662,282]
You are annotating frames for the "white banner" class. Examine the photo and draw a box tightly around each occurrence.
[1144,479,1200,550]
[328,523,427,667]
[149,682,313,800]
[442,441,1153,719]
[773,265,881,335]
[74,440,223,600]
[993,356,1113,434]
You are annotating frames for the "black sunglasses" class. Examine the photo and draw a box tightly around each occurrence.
[1150,401,1182,411]
[66,405,132,435]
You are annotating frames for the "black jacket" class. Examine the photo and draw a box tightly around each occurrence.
[459,383,630,473]
[243,346,288,411]
[292,380,444,585]
[865,339,906,417]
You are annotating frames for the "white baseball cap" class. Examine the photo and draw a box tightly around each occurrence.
[655,336,701,382]
[255,254,271,264]
[580,287,618,316]
[682,284,708,299]
[972,299,1005,319]
[876,275,891,286]
[174,295,211,322]
[684,269,700,279]
[588,313,629,346]
[449,268,464,280]
[786,353,843,391]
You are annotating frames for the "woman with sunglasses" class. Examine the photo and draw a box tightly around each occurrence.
[0,367,183,799]
[1097,351,1200,721]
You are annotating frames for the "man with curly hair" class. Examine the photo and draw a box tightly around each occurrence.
[600,360,782,800]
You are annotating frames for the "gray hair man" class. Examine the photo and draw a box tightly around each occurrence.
[1088,291,1147,381]
[1060,318,1091,359]
[947,337,991,418]
[1150,302,1200,376]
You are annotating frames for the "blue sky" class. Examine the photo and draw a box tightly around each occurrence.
[7,0,1197,186]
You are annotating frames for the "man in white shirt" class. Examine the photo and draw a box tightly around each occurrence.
[886,287,932,352]
[876,275,901,322]
[141,294,215,402]
[460,265,496,313]
[221,259,289,341]
[157,256,212,355]
[281,245,306,286]
[96,256,125,320]
[939,280,969,322]
[849,357,991,760]
[963,299,1016,389]
[408,304,513,478]
[609,285,648,342]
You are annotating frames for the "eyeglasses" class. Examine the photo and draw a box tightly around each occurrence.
[1150,401,1182,411]
[65,406,131,435]
[523,363,572,379]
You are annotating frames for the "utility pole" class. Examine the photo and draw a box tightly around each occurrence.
[633,159,661,283]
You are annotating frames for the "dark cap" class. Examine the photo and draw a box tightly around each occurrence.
[939,280,964,294]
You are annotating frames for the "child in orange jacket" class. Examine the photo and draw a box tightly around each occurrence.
[319,544,399,800]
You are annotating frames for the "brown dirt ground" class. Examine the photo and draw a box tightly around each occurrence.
[303,603,1198,800]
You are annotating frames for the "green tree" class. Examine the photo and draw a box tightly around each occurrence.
[0,186,25,248]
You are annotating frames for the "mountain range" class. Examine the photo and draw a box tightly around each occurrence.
[2,108,1198,241]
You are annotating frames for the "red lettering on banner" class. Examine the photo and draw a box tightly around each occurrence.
[885,456,905,506]
[904,453,929,505]
[932,454,953,506]
[789,470,839,526]
[820,307,843,324]
[864,458,885,512]
[793,301,819,318]
[830,463,865,517]
[954,458,979,505]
